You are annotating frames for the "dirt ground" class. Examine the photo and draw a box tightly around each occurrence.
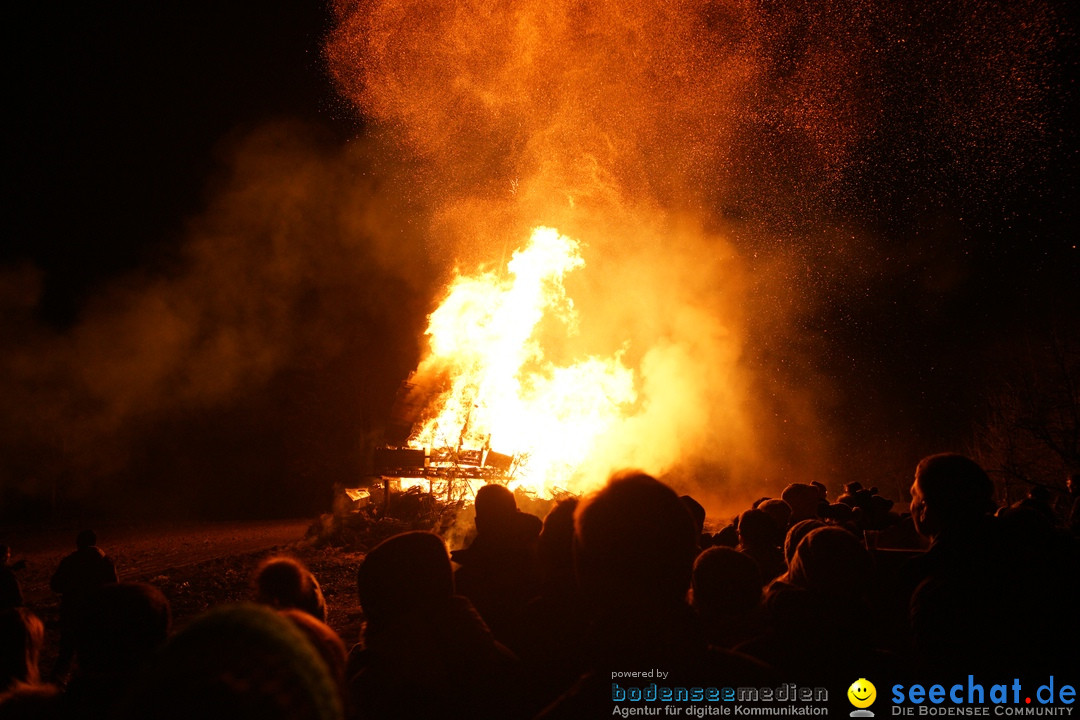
[1,519,368,672]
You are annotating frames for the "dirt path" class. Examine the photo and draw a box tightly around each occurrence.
[2,518,375,677]
[4,519,312,606]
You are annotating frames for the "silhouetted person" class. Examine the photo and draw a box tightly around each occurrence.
[253,556,327,623]
[350,531,523,720]
[758,498,792,538]
[866,493,896,528]
[905,453,1006,671]
[535,497,579,599]
[837,481,865,507]
[712,522,739,547]
[737,526,887,683]
[680,494,709,549]
[0,607,61,719]
[117,603,343,720]
[996,485,1061,544]
[691,546,767,648]
[905,453,1079,674]
[0,545,24,609]
[451,483,541,642]
[736,508,786,582]
[538,472,772,719]
[839,483,897,531]
[49,530,117,680]
[781,483,821,523]
[908,454,995,543]
[64,582,170,720]
[783,526,872,598]
[783,519,825,566]
[279,609,349,716]
[821,501,857,532]
[1006,485,1056,526]
[503,498,588,712]
[1,608,45,692]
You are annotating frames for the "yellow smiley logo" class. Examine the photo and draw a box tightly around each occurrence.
[848,678,876,709]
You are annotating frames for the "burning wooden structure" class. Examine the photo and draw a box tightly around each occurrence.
[372,445,516,503]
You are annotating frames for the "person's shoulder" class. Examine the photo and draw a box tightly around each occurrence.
[79,546,113,565]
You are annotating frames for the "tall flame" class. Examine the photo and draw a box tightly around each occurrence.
[409,226,636,496]
[327,0,811,511]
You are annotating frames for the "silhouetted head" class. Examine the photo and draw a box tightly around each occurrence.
[820,502,854,524]
[538,497,579,584]
[574,471,697,606]
[357,531,453,628]
[758,499,792,535]
[680,495,707,538]
[691,547,763,618]
[76,530,97,549]
[0,608,45,690]
[254,557,327,623]
[279,609,347,697]
[783,519,826,566]
[911,453,995,540]
[786,526,870,597]
[473,483,517,532]
[469,484,542,548]
[540,497,579,547]
[781,484,821,522]
[118,604,342,720]
[77,583,171,675]
[0,545,9,565]
[737,509,781,548]
[712,524,739,547]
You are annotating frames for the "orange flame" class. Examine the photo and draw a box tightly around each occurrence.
[327,1,817,511]
[409,226,635,496]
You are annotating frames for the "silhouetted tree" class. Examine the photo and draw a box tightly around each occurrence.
[973,329,1079,508]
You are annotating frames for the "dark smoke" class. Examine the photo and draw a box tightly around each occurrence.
[1,125,436,521]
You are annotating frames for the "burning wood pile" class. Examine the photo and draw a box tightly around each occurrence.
[307,484,466,551]
[383,227,637,500]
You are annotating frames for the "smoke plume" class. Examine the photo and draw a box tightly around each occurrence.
[1,125,435,519]
[1,0,1064,520]
[325,0,1061,510]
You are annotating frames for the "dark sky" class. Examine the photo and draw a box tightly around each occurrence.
[3,2,1078,521]
[6,3,351,322]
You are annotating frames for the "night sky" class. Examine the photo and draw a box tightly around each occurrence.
[3,2,1077,522]
[7,3,349,323]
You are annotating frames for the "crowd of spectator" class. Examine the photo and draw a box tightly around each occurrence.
[1,453,1077,718]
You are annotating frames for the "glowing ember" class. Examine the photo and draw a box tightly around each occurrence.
[408,226,635,497]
